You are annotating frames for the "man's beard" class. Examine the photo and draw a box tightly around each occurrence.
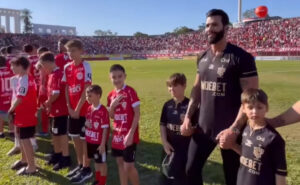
[207,29,225,44]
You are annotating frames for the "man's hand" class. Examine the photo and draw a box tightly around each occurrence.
[162,141,174,155]
[123,132,134,147]
[216,128,238,149]
[97,144,106,154]
[180,117,194,136]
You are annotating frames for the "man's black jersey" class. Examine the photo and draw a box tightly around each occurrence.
[197,43,258,138]
[160,97,190,147]
[237,124,287,185]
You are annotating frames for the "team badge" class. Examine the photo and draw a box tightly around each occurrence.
[94,122,99,129]
[217,65,226,77]
[122,102,127,109]
[253,146,264,160]
[77,72,83,80]
[245,139,253,147]
[256,136,265,142]
[200,57,208,63]
[209,64,214,70]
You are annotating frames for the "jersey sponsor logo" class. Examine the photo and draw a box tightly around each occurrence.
[69,85,81,93]
[217,65,226,77]
[85,129,99,140]
[221,58,230,64]
[94,122,99,129]
[253,146,264,160]
[76,72,83,80]
[240,156,262,175]
[112,135,124,143]
[167,105,173,109]
[256,136,265,142]
[208,64,214,70]
[245,139,253,147]
[114,127,128,132]
[201,81,226,96]
[114,113,127,123]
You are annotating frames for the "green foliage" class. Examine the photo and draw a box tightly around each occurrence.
[21,9,33,33]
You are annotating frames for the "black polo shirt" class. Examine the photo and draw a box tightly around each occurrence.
[197,43,258,138]
[160,97,190,148]
[237,124,287,185]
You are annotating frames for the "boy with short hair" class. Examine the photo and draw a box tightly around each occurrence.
[55,38,71,71]
[223,88,287,185]
[38,51,71,171]
[24,44,49,136]
[0,56,13,138]
[107,64,140,185]
[62,39,93,183]
[8,57,38,175]
[85,85,109,185]
[160,73,191,185]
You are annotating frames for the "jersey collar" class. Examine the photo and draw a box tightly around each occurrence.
[116,84,126,93]
[92,104,101,111]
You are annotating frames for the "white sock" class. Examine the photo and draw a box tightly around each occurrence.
[15,138,20,147]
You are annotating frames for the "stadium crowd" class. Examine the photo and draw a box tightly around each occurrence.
[0,17,299,55]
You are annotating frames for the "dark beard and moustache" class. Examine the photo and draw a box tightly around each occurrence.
[207,28,225,44]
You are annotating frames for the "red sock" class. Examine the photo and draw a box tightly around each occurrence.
[99,175,107,185]
[95,171,101,182]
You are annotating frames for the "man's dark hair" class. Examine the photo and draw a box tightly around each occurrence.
[0,56,6,67]
[23,44,34,53]
[87,85,102,96]
[206,9,229,26]
[110,64,125,73]
[10,57,30,70]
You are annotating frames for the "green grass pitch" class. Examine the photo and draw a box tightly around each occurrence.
[0,59,299,185]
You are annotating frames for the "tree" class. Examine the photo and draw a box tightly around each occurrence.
[198,23,206,31]
[94,29,118,36]
[21,9,33,33]
[133,32,148,37]
[173,26,194,35]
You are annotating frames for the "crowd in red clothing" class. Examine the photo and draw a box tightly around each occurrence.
[0,17,299,55]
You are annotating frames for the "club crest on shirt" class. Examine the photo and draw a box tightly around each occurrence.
[245,139,253,147]
[77,72,83,80]
[209,64,214,70]
[200,57,208,63]
[217,65,226,77]
[256,136,265,142]
[121,102,127,109]
[94,122,99,129]
[253,146,264,160]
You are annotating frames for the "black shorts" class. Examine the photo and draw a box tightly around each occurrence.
[87,142,107,163]
[51,116,68,136]
[111,144,137,163]
[18,126,35,139]
[68,116,85,139]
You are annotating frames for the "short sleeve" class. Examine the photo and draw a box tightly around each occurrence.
[83,62,92,84]
[16,76,28,98]
[51,74,61,95]
[129,88,140,108]
[270,136,287,176]
[238,52,258,78]
[160,103,168,126]
[101,108,110,129]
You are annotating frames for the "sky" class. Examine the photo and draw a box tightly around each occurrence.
[0,0,299,36]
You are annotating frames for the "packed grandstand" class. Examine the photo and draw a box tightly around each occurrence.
[0,17,299,58]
